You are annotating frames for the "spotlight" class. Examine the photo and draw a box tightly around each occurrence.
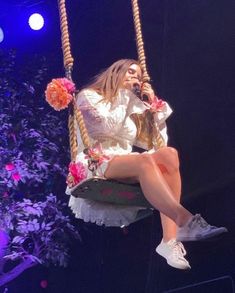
[0,27,4,43]
[28,13,44,30]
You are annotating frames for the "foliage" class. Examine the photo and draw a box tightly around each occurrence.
[0,49,70,198]
[0,195,79,267]
[0,49,78,286]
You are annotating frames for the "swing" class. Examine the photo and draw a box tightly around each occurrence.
[46,0,167,223]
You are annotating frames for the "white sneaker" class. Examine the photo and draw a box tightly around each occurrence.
[156,239,191,270]
[177,214,228,242]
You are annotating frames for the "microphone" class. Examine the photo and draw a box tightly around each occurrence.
[132,83,149,101]
[132,83,141,99]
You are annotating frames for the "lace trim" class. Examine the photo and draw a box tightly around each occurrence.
[68,196,143,227]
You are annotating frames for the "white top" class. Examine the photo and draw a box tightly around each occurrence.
[68,89,173,227]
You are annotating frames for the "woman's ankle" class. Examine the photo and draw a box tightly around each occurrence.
[176,211,193,227]
[162,236,176,243]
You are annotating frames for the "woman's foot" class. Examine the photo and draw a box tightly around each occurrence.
[156,238,191,270]
[177,214,228,242]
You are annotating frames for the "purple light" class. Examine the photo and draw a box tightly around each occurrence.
[28,13,44,31]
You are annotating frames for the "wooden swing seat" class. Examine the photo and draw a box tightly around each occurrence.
[71,177,153,208]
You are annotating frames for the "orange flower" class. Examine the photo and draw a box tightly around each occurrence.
[45,78,75,111]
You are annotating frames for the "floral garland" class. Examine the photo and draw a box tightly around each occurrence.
[84,143,110,172]
[45,78,76,111]
[66,143,110,188]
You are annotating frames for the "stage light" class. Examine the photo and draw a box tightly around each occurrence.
[28,13,44,30]
[0,27,4,43]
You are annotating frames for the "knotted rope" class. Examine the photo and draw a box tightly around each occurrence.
[58,0,90,162]
[131,0,166,148]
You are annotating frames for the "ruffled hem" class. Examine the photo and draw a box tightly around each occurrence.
[68,196,144,227]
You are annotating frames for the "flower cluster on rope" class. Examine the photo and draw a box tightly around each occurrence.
[66,162,88,188]
[85,143,110,172]
[66,143,110,188]
[45,78,76,111]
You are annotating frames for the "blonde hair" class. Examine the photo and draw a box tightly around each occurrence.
[86,59,141,103]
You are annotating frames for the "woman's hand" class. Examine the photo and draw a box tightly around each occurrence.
[141,83,155,103]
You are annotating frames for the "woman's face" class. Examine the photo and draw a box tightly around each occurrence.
[122,64,142,90]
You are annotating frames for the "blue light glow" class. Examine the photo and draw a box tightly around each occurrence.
[0,27,4,43]
[28,13,44,30]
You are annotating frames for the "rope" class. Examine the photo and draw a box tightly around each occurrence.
[57,0,74,74]
[57,0,91,161]
[131,0,150,83]
[131,0,166,148]
[73,101,90,149]
[68,110,78,162]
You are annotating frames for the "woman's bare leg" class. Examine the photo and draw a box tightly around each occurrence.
[151,147,182,241]
[104,153,192,227]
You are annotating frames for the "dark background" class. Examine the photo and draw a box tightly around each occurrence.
[0,0,234,292]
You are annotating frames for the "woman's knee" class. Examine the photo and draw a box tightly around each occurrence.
[153,147,180,173]
[167,147,179,163]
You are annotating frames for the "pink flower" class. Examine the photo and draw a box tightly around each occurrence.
[59,78,76,94]
[66,162,87,187]
[85,143,110,166]
[101,188,113,197]
[150,97,166,112]
[40,280,48,289]
[5,163,15,171]
[12,172,21,181]
[117,191,136,200]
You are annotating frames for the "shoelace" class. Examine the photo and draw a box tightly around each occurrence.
[189,214,209,229]
[170,240,186,258]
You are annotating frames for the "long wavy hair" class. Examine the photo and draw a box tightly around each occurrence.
[86,59,141,104]
[85,59,154,149]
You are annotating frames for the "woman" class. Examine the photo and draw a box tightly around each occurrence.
[67,59,227,270]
